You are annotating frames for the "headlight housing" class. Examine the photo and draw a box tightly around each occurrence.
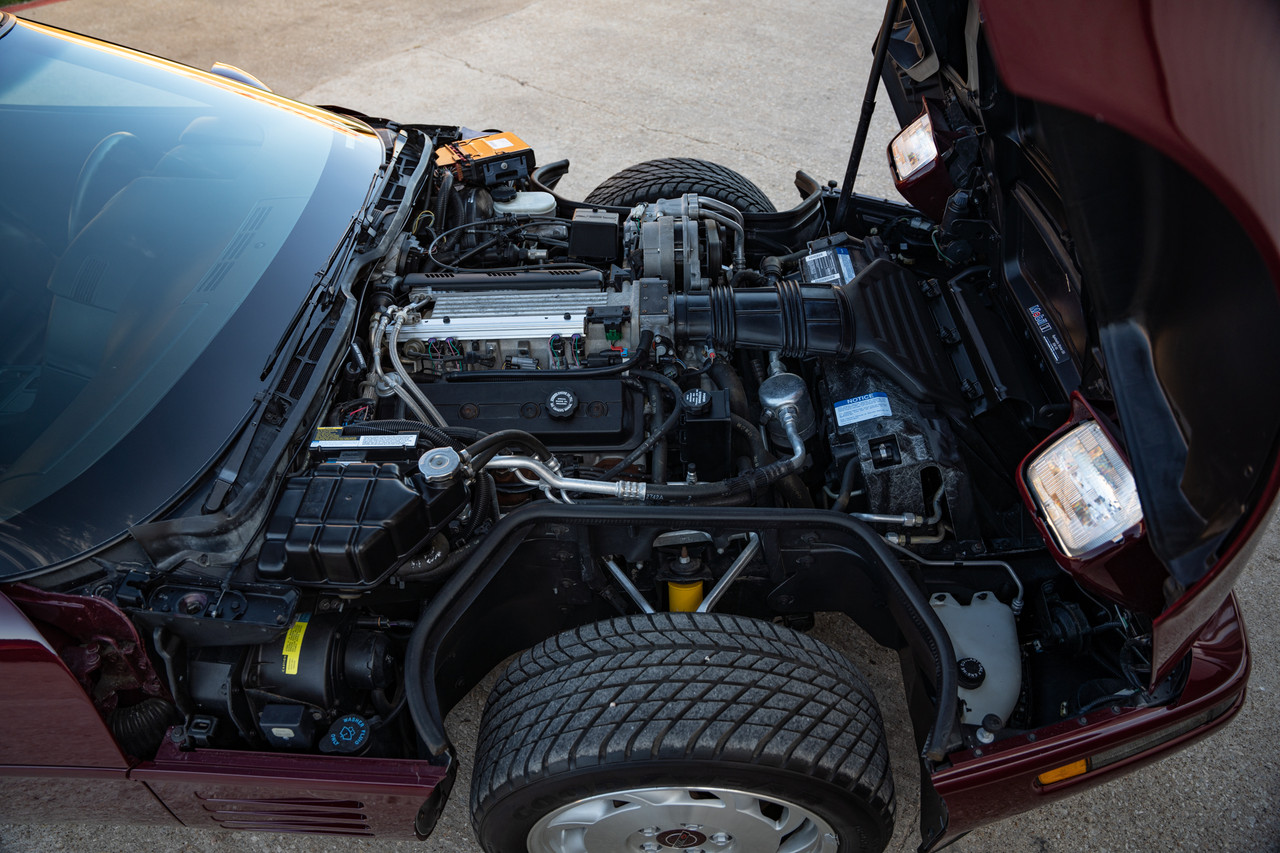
[889,108,938,181]
[1025,420,1143,557]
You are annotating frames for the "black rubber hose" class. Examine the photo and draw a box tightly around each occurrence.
[400,536,482,584]
[466,429,554,469]
[675,279,856,358]
[681,490,757,506]
[398,474,495,584]
[598,369,684,480]
[729,413,812,508]
[107,698,176,758]
[832,456,860,512]
[445,329,653,382]
[647,377,668,484]
[433,171,454,235]
[644,450,803,501]
[709,359,750,419]
[459,473,495,539]
[396,534,450,579]
[776,473,815,509]
[447,184,464,231]
[730,413,767,466]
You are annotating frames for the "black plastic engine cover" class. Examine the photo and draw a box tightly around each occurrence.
[258,462,463,587]
[423,377,643,452]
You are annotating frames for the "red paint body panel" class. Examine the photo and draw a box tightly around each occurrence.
[0,593,179,825]
[978,0,1280,680]
[3,583,169,711]
[929,592,1248,845]
[134,738,449,839]
[0,592,129,768]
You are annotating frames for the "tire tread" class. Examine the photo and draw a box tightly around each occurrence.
[471,613,894,846]
[583,157,776,212]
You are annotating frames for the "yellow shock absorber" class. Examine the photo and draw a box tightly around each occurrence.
[667,580,704,612]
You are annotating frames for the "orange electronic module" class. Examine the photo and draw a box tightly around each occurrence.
[434,132,535,188]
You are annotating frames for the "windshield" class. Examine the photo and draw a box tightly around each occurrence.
[0,19,384,574]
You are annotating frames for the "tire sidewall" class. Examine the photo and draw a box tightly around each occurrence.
[475,758,890,853]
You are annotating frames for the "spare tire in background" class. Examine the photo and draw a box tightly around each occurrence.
[470,612,895,853]
[584,157,777,213]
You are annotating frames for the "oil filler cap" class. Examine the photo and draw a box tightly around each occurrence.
[546,388,579,419]
[319,714,371,754]
[957,657,986,689]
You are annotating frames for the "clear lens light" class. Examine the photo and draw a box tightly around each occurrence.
[890,109,937,180]
[1027,421,1143,557]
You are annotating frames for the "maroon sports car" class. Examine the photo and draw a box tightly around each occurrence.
[0,1,1276,850]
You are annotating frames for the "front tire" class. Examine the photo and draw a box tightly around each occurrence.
[470,613,894,853]
[583,157,777,213]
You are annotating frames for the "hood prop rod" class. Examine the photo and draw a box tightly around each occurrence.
[833,0,899,229]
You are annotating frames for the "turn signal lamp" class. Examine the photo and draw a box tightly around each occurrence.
[1025,421,1142,557]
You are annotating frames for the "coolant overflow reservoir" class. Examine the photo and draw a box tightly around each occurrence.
[930,591,1020,728]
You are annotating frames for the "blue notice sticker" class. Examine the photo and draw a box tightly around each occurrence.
[834,392,892,426]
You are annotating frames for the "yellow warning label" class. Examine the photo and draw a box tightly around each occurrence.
[281,614,310,675]
[312,426,346,441]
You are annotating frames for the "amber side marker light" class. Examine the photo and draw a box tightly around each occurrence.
[1036,760,1088,786]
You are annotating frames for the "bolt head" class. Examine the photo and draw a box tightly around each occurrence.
[711,833,731,844]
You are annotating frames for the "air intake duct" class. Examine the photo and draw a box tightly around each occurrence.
[676,257,917,359]
[675,276,854,358]
[676,258,962,405]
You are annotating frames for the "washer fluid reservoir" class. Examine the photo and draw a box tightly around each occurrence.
[929,591,1020,728]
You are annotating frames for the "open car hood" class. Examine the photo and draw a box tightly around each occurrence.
[882,0,1280,681]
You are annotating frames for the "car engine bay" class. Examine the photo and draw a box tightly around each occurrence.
[25,120,1171,773]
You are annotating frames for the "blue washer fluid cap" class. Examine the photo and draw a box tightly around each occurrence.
[319,713,371,754]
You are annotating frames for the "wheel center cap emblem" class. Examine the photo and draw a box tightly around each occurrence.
[656,828,708,848]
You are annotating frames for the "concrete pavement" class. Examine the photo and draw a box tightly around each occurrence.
[2,1,1278,851]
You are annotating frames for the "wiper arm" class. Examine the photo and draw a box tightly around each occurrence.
[259,215,357,381]
[202,392,267,513]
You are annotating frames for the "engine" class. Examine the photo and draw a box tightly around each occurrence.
[318,129,1006,551]
[99,127,1090,760]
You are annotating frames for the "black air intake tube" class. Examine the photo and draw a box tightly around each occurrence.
[676,259,961,404]
[675,277,856,359]
[675,257,910,358]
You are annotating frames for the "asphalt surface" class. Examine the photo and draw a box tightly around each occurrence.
[2,1,1278,852]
